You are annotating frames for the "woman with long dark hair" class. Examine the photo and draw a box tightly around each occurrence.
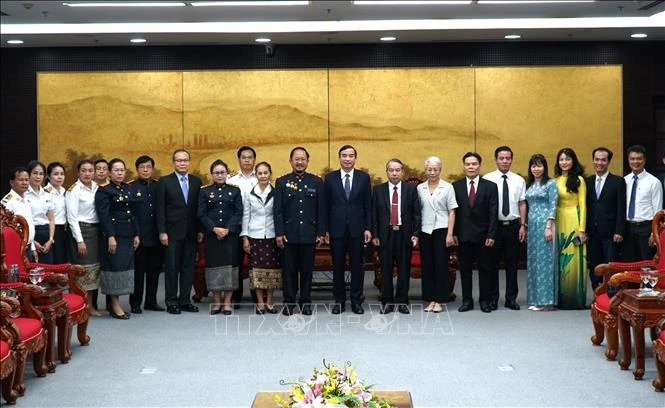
[45,162,69,263]
[25,160,55,263]
[525,154,558,311]
[553,148,587,310]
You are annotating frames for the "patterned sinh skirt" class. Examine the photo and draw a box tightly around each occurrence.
[248,238,282,290]
[70,222,100,291]
[204,232,239,291]
[100,234,135,296]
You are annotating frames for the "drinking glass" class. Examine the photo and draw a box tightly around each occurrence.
[29,269,39,285]
[640,267,651,293]
[647,273,659,293]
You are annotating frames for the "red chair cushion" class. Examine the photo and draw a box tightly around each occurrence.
[594,293,610,313]
[11,317,43,343]
[63,293,85,313]
[411,252,421,267]
[2,226,27,275]
[0,340,9,360]
[660,330,665,343]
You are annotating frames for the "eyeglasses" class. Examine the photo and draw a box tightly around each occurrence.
[212,171,227,176]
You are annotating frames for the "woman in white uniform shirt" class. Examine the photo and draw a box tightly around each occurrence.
[25,160,56,264]
[417,156,458,313]
[46,162,69,264]
[66,159,101,316]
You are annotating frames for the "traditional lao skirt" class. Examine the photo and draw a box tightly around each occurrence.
[70,222,100,291]
[100,235,135,296]
[248,238,282,290]
[205,232,239,291]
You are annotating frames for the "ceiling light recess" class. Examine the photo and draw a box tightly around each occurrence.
[354,1,471,4]
[191,1,309,6]
[130,38,147,43]
[63,2,186,7]
[7,40,24,44]
[478,1,595,4]
[504,34,521,39]
[630,33,648,38]
[380,36,397,41]
[255,37,272,42]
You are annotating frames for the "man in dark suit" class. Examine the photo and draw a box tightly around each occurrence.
[274,147,325,316]
[586,147,626,290]
[322,145,372,315]
[452,152,498,313]
[371,158,420,315]
[156,149,202,315]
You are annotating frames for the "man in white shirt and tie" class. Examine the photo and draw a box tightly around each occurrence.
[585,147,625,290]
[623,144,663,261]
[2,167,37,259]
[483,146,526,311]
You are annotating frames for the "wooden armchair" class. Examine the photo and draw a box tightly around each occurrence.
[1,206,89,367]
[653,310,665,392]
[590,210,665,360]
[1,298,19,404]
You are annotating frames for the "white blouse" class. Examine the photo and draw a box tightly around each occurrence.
[65,179,99,243]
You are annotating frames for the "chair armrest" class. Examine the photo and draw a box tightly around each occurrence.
[0,299,21,344]
[593,261,657,296]
[14,284,46,324]
[608,269,665,288]
[26,261,86,297]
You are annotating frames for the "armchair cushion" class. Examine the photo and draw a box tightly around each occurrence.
[411,252,421,268]
[11,317,43,343]
[660,330,665,343]
[3,226,27,275]
[594,293,610,313]
[63,293,85,313]
[0,340,9,361]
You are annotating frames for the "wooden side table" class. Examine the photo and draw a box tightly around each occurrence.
[252,390,413,408]
[617,289,665,380]
[30,286,69,372]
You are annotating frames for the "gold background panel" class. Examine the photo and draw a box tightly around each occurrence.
[329,68,475,182]
[183,70,329,180]
[475,66,623,176]
[38,71,184,180]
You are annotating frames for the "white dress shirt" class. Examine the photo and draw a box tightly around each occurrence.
[340,168,354,192]
[417,179,458,234]
[2,189,36,250]
[625,170,663,221]
[66,179,99,243]
[241,183,276,239]
[466,176,480,197]
[483,169,526,221]
[227,171,258,196]
[24,185,54,226]
[594,171,609,198]
[45,183,67,225]
[388,181,402,225]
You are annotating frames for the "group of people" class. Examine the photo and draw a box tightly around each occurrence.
[2,143,663,319]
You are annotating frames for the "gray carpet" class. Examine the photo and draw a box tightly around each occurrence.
[14,271,665,407]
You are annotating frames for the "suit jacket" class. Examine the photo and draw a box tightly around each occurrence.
[322,169,372,239]
[585,173,626,238]
[273,171,324,244]
[156,172,202,241]
[371,181,421,244]
[452,177,498,243]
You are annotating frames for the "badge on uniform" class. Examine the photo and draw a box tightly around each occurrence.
[118,195,123,201]
[307,188,316,193]
[136,191,142,197]
[210,192,215,198]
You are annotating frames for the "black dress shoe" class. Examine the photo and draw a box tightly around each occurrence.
[110,310,130,320]
[351,303,364,315]
[167,305,181,315]
[458,301,474,312]
[331,303,345,314]
[397,304,410,315]
[255,307,265,315]
[490,300,498,311]
[380,304,395,314]
[130,306,143,314]
[222,309,232,315]
[265,305,278,314]
[210,308,222,315]
[281,305,294,316]
[301,304,313,316]
[480,303,492,313]
[505,300,521,310]
[180,304,199,313]
[144,304,165,311]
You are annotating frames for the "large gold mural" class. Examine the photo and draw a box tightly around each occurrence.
[37,66,622,185]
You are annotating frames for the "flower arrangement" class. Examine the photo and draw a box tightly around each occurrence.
[275,360,391,408]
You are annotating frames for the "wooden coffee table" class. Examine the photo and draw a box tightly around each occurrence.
[252,390,412,407]
[617,289,665,380]
[30,285,69,372]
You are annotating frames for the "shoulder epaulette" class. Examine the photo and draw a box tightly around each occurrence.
[307,172,322,180]
[43,186,52,193]
[67,183,77,192]
[98,181,109,187]
[226,181,240,188]
[152,178,158,182]
[128,179,136,184]
[202,183,212,189]
[228,171,239,178]
[1,193,12,203]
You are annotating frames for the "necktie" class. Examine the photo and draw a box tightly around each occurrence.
[628,174,637,220]
[180,175,189,204]
[501,175,509,217]
[469,180,476,208]
[344,174,351,199]
[390,186,399,225]
[596,177,602,199]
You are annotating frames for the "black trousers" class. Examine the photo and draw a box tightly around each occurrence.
[34,224,54,264]
[330,227,364,305]
[587,233,621,290]
[420,228,449,303]
[458,241,495,304]
[163,237,196,307]
[493,222,519,302]
[623,223,654,262]
[130,245,164,308]
[52,224,70,264]
[379,229,411,304]
[282,243,315,305]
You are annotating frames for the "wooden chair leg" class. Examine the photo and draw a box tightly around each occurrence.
[2,371,17,404]
[12,350,27,397]
[32,344,48,377]
[57,315,69,364]
[654,341,665,392]
[605,317,619,361]
[590,307,605,346]
[77,320,90,346]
